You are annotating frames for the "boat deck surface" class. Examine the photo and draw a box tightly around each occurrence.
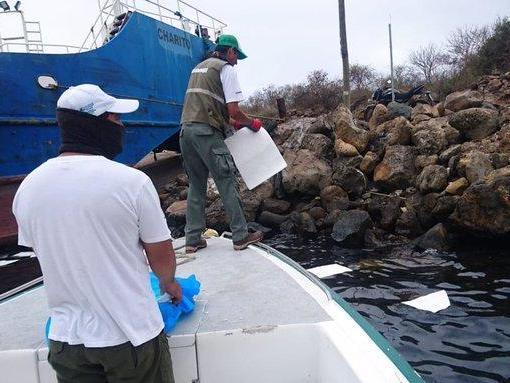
[0,236,331,351]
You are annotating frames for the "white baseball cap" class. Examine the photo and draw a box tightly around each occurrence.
[57,84,139,116]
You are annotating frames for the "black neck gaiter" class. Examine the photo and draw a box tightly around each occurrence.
[56,108,124,160]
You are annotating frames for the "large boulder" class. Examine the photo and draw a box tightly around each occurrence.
[448,108,500,141]
[416,165,448,193]
[331,209,373,246]
[166,200,187,222]
[450,166,510,236]
[415,154,438,172]
[261,198,291,215]
[282,149,332,195]
[444,90,484,112]
[395,207,423,237]
[331,105,369,153]
[374,117,412,146]
[374,145,416,191]
[331,164,367,198]
[274,117,317,148]
[258,210,288,228]
[320,185,349,212]
[300,133,333,158]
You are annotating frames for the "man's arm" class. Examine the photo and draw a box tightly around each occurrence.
[228,102,262,131]
[143,240,182,303]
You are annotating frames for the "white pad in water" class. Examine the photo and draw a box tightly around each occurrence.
[307,264,352,278]
[403,290,450,313]
[224,127,287,190]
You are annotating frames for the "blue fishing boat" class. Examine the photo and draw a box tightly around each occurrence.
[0,0,223,244]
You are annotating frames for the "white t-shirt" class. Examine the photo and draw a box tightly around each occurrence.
[12,155,171,347]
[220,64,244,103]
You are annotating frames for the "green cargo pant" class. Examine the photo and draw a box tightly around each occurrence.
[48,331,174,383]
[180,122,248,245]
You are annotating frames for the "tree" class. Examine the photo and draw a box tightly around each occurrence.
[349,63,376,90]
[409,44,447,83]
[475,17,510,74]
[446,25,490,71]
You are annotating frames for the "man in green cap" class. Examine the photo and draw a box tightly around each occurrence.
[180,34,264,253]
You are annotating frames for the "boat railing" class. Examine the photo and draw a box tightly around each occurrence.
[0,0,226,54]
[80,0,227,52]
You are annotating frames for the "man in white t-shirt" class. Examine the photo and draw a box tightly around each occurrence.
[12,84,181,383]
[180,34,264,253]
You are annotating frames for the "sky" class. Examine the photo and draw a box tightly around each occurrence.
[1,0,509,97]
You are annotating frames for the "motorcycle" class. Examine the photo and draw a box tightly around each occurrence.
[371,83,433,106]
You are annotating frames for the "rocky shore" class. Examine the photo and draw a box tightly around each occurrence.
[161,73,510,251]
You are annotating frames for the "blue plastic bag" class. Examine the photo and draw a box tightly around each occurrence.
[46,273,201,341]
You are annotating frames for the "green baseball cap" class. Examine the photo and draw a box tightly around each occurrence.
[216,34,247,60]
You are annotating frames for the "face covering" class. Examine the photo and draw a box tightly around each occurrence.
[56,108,124,160]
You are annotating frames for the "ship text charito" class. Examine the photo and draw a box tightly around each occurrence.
[157,28,191,49]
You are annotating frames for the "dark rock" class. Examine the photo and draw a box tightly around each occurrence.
[261,198,291,215]
[450,166,510,236]
[240,181,274,222]
[449,108,500,141]
[331,164,367,198]
[364,227,388,248]
[331,209,373,246]
[438,144,462,164]
[300,133,333,159]
[443,124,461,145]
[258,210,288,228]
[166,200,187,222]
[490,153,510,169]
[432,195,458,220]
[320,185,349,212]
[323,209,343,227]
[411,126,448,155]
[367,193,403,231]
[333,155,364,169]
[299,212,317,236]
[416,165,448,193]
[457,150,494,184]
[374,145,416,191]
[395,207,423,237]
[387,101,412,120]
[414,223,449,251]
[205,198,229,233]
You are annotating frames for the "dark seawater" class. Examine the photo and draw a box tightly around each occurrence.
[264,234,510,383]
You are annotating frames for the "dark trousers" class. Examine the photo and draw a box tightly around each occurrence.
[48,331,174,383]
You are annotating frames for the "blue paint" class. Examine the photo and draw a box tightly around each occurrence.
[0,12,208,177]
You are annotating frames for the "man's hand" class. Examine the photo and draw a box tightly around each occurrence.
[248,118,262,132]
[160,278,183,304]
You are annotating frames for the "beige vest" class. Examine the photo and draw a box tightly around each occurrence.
[181,58,230,132]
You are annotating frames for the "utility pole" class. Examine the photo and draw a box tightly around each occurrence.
[389,17,395,102]
[338,0,350,107]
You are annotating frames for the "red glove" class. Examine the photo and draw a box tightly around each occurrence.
[249,118,262,132]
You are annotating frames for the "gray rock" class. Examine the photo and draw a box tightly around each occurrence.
[387,101,412,120]
[331,210,373,246]
[360,151,380,175]
[374,117,412,146]
[415,155,438,172]
[438,144,462,164]
[258,210,288,228]
[300,133,333,159]
[411,126,448,155]
[247,222,272,234]
[395,207,423,237]
[457,150,494,184]
[449,108,500,141]
[416,165,448,193]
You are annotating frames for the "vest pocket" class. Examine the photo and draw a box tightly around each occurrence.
[211,147,234,178]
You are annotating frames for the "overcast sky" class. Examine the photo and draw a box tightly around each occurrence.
[2,0,509,96]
